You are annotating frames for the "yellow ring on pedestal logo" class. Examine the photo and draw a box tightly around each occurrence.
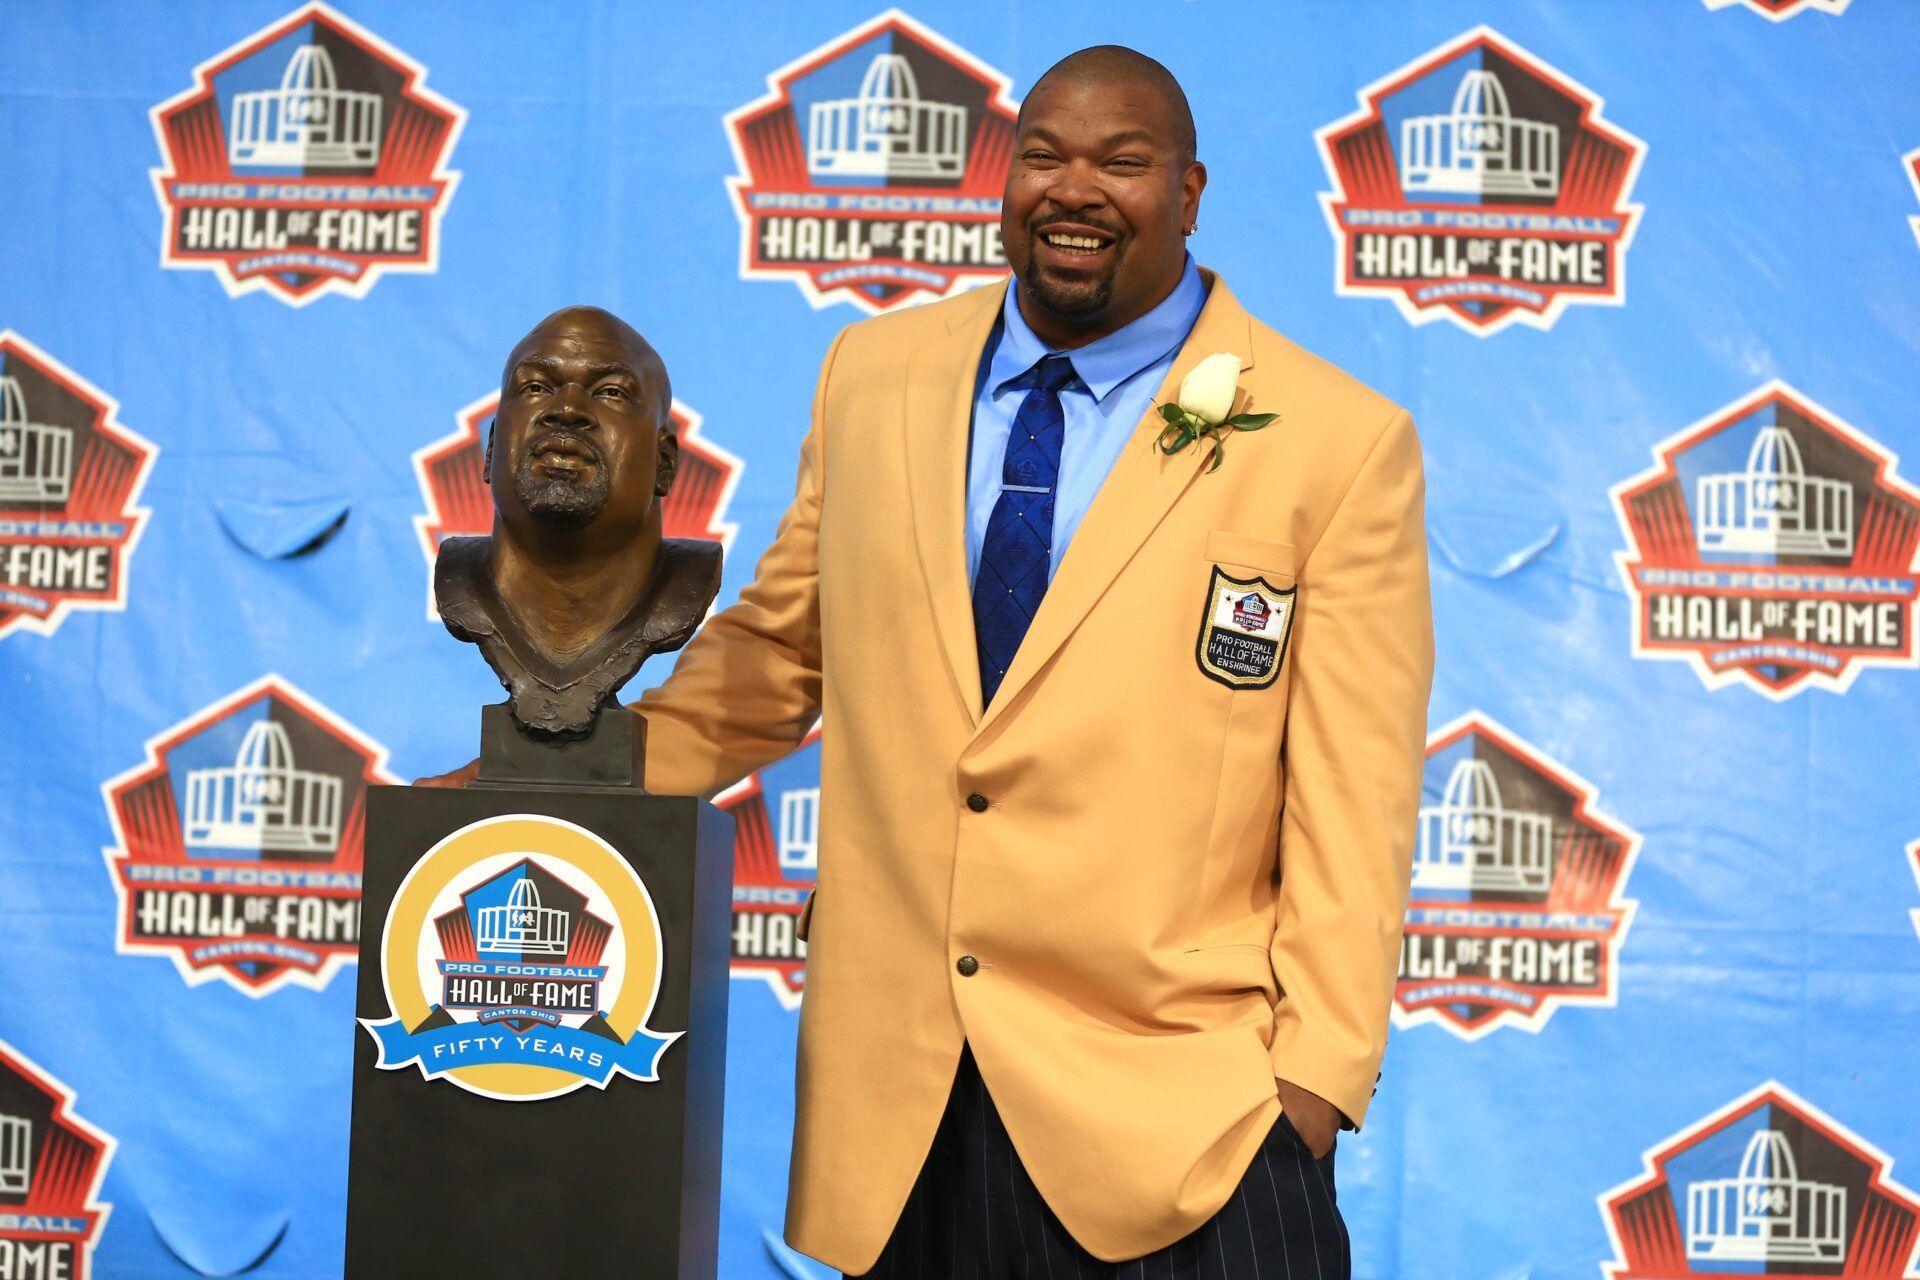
[380,814,664,1101]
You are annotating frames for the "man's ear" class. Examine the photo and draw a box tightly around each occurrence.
[656,430,679,497]
[1183,160,1208,235]
[482,416,495,485]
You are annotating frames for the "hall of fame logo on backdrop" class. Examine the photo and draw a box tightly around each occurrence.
[412,394,740,620]
[1909,839,1920,942]
[0,1040,114,1280]
[715,728,822,1008]
[0,333,156,644]
[1600,1082,1920,1278]
[1395,713,1639,1038]
[360,815,679,1101]
[725,9,1018,314]
[1702,0,1852,19]
[149,1,464,305]
[1316,26,1645,336]
[1612,383,1920,699]
[101,676,396,996]
[1905,147,1920,252]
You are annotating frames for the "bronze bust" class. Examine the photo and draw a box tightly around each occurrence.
[435,306,721,739]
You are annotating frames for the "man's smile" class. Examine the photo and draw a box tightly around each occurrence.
[1032,221,1118,268]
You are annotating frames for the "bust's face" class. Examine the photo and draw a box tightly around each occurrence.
[489,309,676,543]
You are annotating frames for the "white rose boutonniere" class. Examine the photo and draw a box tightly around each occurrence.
[1155,352,1277,473]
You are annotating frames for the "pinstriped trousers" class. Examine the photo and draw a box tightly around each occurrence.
[850,1046,1351,1279]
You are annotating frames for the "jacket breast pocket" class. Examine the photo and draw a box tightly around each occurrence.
[1205,530,1297,582]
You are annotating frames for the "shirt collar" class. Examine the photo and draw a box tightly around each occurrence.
[988,254,1206,405]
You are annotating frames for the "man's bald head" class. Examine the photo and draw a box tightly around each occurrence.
[1022,45,1196,165]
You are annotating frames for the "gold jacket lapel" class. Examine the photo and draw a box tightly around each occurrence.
[977,273,1257,736]
[902,281,1007,728]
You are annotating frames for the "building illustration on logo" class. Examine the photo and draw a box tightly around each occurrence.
[149,1,464,305]
[228,42,382,168]
[0,333,157,644]
[184,719,343,852]
[1601,1081,1920,1278]
[717,728,822,1008]
[726,9,1018,313]
[101,675,396,996]
[1613,382,1920,699]
[1413,756,1554,894]
[476,876,571,956]
[0,377,74,505]
[0,1114,27,1196]
[1396,712,1638,1039]
[1316,26,1645,335]
[1687,1128,1847,1264]
[1695,427,1853,558]
[1399,69,1559,198]
[412,393,740,620]
[808,52,967,180]
[779,786,821,872]
[0,1039,115,1280]
[1701,0,1852,19]
[363,817,679,1101]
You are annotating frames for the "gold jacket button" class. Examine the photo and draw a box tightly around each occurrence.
[956,955,979,977]
[966,793,989,813]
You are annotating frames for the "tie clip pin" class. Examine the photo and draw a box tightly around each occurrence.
[1001,484,1051,495]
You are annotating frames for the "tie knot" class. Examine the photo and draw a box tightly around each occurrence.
[1029,355,1077,393]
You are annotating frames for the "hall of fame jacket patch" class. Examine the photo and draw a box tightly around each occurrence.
[1196,566,1296,690]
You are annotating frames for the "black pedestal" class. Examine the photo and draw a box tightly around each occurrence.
[345,776,733,1278]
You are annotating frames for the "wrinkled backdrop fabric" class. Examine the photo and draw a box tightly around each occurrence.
[2,2,1919,1277]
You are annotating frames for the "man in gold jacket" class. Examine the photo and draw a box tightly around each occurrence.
[642,46,1430,1278]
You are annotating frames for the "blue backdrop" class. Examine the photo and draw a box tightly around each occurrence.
[3,2,1919,1277]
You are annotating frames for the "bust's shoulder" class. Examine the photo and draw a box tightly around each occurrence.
[433,535,497,641]
[656,536,723,589]
[645,539,724,649]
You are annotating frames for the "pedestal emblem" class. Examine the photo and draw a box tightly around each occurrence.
[361,814,680,1102]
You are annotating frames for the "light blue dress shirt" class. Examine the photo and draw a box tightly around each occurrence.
[966,255,1208,587]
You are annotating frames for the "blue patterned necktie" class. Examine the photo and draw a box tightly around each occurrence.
[972,354,1077,708]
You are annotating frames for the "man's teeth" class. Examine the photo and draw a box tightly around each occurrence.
[1045,233,1106,250]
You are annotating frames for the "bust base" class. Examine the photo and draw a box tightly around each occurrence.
[473,701,641,790]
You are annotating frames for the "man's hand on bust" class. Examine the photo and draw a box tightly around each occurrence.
[413,759,479,788]
[1275,1076,1340,1159]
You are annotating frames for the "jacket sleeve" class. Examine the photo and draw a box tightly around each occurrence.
[633,327,847,798]
[1267,407,1432,1130]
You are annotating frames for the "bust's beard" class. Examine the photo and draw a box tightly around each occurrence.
[514,444,610,528]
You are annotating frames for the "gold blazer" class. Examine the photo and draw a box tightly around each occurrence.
[638,270,1433,1269]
